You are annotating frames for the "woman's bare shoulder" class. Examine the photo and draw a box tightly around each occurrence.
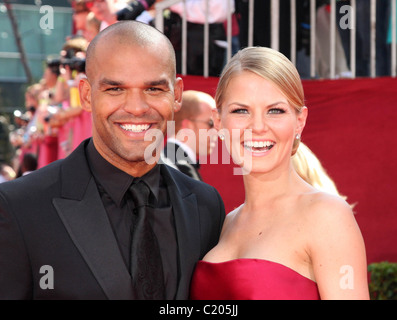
[301,190,363,250]
[301,190,354,220]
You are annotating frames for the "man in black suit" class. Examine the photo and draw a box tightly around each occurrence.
[161,90,218,181]
[0,21,225,300]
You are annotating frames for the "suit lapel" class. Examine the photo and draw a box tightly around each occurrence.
[53,140,134,300]
[161,165,201,299]
[54,141,201,300]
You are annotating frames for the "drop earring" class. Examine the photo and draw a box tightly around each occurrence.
[295,133,301,140]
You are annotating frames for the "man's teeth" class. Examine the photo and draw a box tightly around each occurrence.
[244,140,274,151]
[120,124,150,132]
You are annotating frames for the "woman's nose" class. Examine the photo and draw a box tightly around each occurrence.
[250,113,268,134]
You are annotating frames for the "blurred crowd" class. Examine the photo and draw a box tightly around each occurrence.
[9,34,91,177]
[3,0,395,181]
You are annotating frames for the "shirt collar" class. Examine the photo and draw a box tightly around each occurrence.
[86,139,160,207]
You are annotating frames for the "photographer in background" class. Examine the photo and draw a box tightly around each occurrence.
[52,36,88,107]
[49,36,90,159]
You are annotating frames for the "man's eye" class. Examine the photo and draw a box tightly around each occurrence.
[105,87,122,93]
[147,87,163,92]
[268,108,285,114]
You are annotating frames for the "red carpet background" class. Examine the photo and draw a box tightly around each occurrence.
[181,75,397,265]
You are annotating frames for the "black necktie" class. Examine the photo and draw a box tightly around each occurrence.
[128,179,165,300]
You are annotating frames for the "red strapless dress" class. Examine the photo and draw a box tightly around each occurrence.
[190,259,320,300]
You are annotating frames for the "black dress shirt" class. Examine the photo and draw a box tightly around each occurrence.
[85,140,177,299]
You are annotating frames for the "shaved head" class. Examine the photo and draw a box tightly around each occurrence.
[85,21,177,81]
[78,20,183,176]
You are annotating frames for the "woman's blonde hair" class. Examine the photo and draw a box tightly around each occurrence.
[215,47,306,154]
[292,142,356,210]
[293,142,343,197]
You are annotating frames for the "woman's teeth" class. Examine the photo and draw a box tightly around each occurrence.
[243,140,275,152]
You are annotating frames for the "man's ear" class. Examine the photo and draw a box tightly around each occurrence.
[173,77,183,113]
[79,78,92,112]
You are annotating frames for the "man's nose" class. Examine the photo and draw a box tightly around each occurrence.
[123,91,150,116]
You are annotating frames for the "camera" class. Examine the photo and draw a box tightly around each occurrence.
[61,56,86,73]
[43,105,61,123]
[46,47,86,74]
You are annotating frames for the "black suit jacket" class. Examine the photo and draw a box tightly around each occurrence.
[0,139,225,300]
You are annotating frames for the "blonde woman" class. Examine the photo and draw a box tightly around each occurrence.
[190,47,369,300]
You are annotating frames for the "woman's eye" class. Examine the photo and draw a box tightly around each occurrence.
[231,108,248,114]
[268,108,285,114]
